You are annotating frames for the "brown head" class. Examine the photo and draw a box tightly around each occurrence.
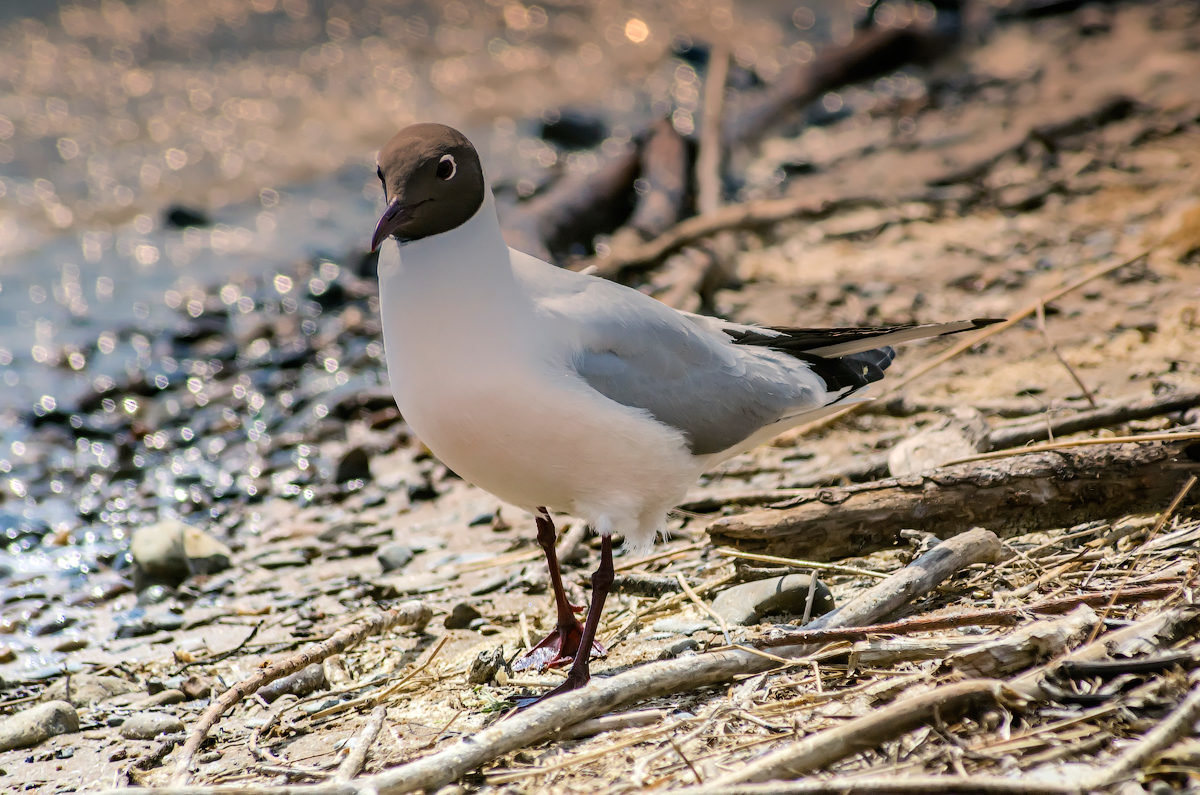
[370,123,486,251]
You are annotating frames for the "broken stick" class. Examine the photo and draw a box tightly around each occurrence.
[804,528,1000,630]
[699,679,1014,788]
[169,601,431,786]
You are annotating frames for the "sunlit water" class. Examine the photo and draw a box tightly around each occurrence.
[0,0,837,675]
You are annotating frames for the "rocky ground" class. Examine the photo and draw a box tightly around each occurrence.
[2,1,1200,793]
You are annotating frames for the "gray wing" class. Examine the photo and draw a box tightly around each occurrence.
[539,278,833,456]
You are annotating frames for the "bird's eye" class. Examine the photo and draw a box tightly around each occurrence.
[436,154,456,181]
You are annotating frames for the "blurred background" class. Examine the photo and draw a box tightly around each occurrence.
[0,0,838,410]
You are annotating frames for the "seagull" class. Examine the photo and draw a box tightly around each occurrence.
[370,122,997,702]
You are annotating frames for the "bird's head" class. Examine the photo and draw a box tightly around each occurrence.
[371,123,485,251]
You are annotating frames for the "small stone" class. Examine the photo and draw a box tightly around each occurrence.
[467,646,507,685]
[0,644,16,663]
[317,521,360,542]
[182,525,235,576]
[119,711,185,740]
[31,613,78,636]
[163,203,210,228]
[711,574,836,626]
[258,663,328,703]
[334,446,372,483]
[181,674,215,701]
[469,573,509,596]
[52,637,89,653]
[138,689,187,708]
[658,638,700,659]
[887,408,989,477]
[42,674,138,708]
[651,617,714,636]
[443,602,482,630]
[137,584,174,605]
[130,519,232,587]
[0,701,79,751]
[376,543,414,573]
[255,551,311,569]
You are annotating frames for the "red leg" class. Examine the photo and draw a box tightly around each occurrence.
[519,534,614,706]
[512,509,605,672]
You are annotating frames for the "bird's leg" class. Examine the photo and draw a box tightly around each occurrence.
[512,509,605,672]
[518,533,614,705]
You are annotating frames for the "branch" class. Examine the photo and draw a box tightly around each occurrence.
[708,438,1200,559]
[758,583,1180,650]
[169,602,431,786]
[804,528,1000,630]
[987,390,1200,450]
[699,679,1014,788]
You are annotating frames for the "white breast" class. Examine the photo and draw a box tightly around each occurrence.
[374,211,698,548]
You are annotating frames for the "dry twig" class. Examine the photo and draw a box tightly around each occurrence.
[334,706,387,782]
[169,602,431,786]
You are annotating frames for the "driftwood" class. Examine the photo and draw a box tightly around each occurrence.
[727,8,962,146]
[693,777,1077,794]
[804,528,1000,630]
[696,607,1200,792]
[333,706,387,782]
[945,605,1098,678]
[708,438,1200,559]
[169,602,431,786]
[987,390,1200,449]
[591,194,876,279]
[100,528,995,795]
[654,44,733,312]
[710,390,1200,497]
[627,119,692,240]
[502,142,641,262]
[758,583,1180,650]
[702,679,1013,788]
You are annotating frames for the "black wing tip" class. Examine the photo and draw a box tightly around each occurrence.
[966,318,1006,329]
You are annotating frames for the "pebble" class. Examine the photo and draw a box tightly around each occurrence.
[651,617,715,636]
[52,637,89,653]
[119,711,185,740]
[376,543,415,573]
[254,551,312,569]
[137,689,187,708]
[130,519,233,587]
[469,572,509,596]
[658,638,700,659]
[0,701,79,752]
[258,662,328,703]
[710,574,836,626]
[42,673,138,708]
[334,446,372,483]
[163,203,211,228]
[443,602,482,630]
[467,646,507,685]
[887,408,989,477]
[181,674,216,701]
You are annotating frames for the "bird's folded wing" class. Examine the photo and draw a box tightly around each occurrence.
[545,280,833,456]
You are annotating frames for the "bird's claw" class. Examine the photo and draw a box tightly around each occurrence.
[512,621,605,672]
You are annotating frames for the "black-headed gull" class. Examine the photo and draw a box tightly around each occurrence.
[371,122,997,702]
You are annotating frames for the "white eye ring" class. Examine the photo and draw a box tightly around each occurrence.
[438,154,457,180]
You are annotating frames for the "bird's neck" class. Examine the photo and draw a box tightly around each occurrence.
[380,189,517,303]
